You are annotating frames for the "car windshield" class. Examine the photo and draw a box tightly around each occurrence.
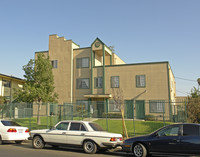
[89,123,105,131]
[1,120,21,126]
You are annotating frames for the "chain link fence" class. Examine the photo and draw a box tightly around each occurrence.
[0,100,188,136]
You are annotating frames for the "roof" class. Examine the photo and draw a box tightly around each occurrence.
[0,73,24,82]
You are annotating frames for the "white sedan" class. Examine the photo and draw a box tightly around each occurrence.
[30,120,123,154]
[0,119,30,144]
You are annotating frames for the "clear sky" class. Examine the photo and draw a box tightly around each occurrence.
[0,0,199,96]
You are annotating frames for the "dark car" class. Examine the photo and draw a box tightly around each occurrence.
[122,123,200,157]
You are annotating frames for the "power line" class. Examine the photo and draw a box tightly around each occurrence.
[175,77,196,82]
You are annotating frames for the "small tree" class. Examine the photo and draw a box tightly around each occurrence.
[112,88,128,139]
[14,54,58,124]
[187,86,200,123]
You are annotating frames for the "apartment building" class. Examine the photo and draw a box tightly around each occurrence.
[0,73,24,102]
[35,34,176,120]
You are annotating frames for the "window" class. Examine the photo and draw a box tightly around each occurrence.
[51,60,58,69]
[183,124,199,136]
[89,123,105,131]
[1,120,20,126]
[157,126,180,137]
[111,76,119,88]
[77,78,90,89]
[80,124,86,131]
[69,123,86,131]
[94,77,103,88]
[149,100,165,113]
[76,100,88,111]
[56,122,69,130]
[2,80,11,88]
[76,58,89,68]
[136,75,146,87]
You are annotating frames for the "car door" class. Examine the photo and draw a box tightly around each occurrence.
[180,124,200,154]
[150,125,181,153]
[66,122,87,145]
[45,122,69,144]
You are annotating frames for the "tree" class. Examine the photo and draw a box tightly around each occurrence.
[14,54,58,124]
[112,88,128,139]
[187,86,200,123]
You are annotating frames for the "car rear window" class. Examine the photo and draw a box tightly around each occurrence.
[1,120,21,126]
[89,123,105,131]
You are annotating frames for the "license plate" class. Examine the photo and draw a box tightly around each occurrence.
[18,129,23,133]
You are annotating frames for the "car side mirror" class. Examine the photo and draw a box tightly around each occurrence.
[154,132,159,137]
[51,127,56,130]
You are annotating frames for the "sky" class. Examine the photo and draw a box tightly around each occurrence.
[0,0,199,96]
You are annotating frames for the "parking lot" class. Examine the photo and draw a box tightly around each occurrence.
[0,141,130,157]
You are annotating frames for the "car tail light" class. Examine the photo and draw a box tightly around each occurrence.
[7,128,17,132]
[25,129,29,133]
[119,137,123,141]
[110,137,117,141]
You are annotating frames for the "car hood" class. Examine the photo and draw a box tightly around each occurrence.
[124,135,150,143]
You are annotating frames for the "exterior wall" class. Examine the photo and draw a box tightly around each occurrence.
[168,64,176,102]
[48,35,74,104]
[0,74,24,102]
[73,48,91,102]
[112,53,126,65]
[92,62,170,118]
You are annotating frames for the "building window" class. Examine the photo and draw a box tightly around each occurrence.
[51,60,58,69]
[111,76,119,88]
[76,100,89,111]
[136,75,146,88]
[76,57,89,68]
[149,100,165,113]
[2,80,11,88]
[77,78,90,89]
[94,77,103,88]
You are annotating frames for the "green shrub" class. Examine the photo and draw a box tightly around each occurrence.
[102,112,122,118]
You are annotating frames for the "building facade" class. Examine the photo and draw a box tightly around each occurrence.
[0,73,24,102]
[35,34,176,120]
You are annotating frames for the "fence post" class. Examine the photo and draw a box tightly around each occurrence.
[106,99,108,132]
[163,103,165,126]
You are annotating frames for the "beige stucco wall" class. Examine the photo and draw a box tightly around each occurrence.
[73,48,91,102]
[0,75,24,102]
[92,62,170,117]
[48,35,73,104]
[112,53,126,65]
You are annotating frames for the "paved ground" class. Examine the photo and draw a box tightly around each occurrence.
[0,141,131,157]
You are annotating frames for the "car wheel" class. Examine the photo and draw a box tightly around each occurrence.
[32,136,45,149]
[0,136,3,145]
[83,141,97,154]
[133,143,147,157]
[15,140,23,144]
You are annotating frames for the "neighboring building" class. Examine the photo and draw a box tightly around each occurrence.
[0,73,24,102]
[35,34,176,120]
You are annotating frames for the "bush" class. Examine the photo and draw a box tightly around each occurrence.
[145,115,156,121]
[102,112,122,118]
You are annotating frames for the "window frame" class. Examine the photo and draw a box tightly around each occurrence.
[94,77,103,88]
[111,76,120,88]
[76,78,90,89]
[76,57,89,68]
[136,75,146,88]
[149,100,165,113]
[51,60,58,69]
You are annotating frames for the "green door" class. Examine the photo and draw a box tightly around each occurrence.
[97,101,104,118]
[136,100,145,119]
[125,100,134,119]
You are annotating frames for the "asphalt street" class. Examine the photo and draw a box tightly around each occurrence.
[0,141,131,157]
